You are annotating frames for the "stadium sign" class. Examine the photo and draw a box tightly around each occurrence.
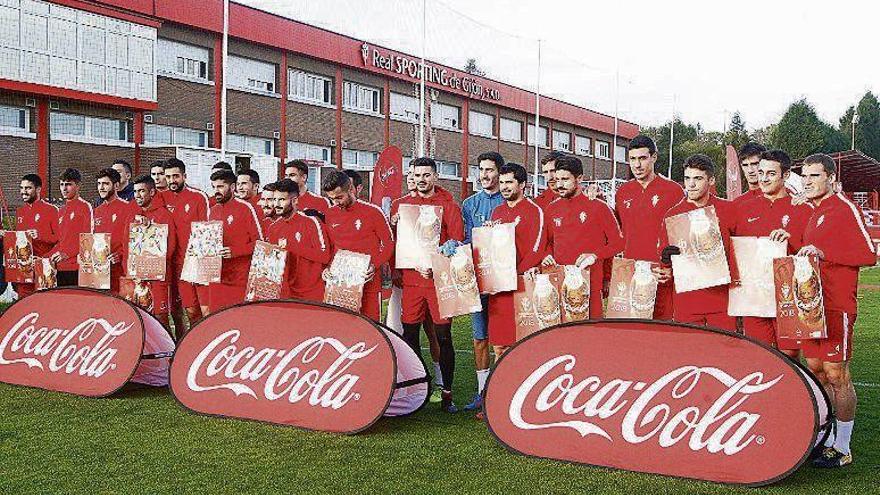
[0,289,175,396]
[170,300,430,433]
[483,320,831,486]
[361,42,502,101]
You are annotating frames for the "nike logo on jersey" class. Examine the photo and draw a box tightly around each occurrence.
[747,217,759,223]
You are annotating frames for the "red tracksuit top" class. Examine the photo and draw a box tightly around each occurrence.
[490,198,547,274]
[325,199,394,294]
[209,197,263,286]
[615,175,683,262]
[166,186,210,263]
[734,194,813,254]
[16,199,59,257]
[533,188,558,212]
[298,191,332,217]
[124,202,178,277]
[48,197,94,271]
[803,193,876,314]
[390,189,464,288]
[660,195,738,317]
[546,193,624,288]
[267,212,331,301]
[94,197,138,260]
[732,187,762,206]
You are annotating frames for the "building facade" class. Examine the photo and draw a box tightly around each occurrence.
[0,0,639,206]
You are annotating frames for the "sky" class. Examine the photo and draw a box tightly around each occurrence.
[239,0,879,133]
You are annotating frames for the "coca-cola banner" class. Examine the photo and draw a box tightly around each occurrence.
[0,289,175,396]
[484,320,824,486]
[170,300,429,433]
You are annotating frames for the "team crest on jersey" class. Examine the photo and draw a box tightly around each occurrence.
[579,211,587,223]
[652,194,660,207]
[355,219,362,231]
[817,215,825,227]
[227,215,234,225]
[70,212,75,220]
[295,232,302,243]
[34,214,39,222]
[184,203,191,213]
[781,214,790,227]
[623,199,632,209]
[111,213,117,223]
[553,217,562,227]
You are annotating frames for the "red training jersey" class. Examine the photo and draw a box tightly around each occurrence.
[267,212,331,301]
[615,175,683,262]
[734,194,813,254]
[166,185,211,263]
[209,197,264,286]
[16,199,59,257]
[490,199,547,274]
[325,199,394,294]
[47,197,94,271]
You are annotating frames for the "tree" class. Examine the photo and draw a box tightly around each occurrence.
[641,118,700,182]
[851,92,880,160]
[463,58,485,76]
[724,111,750,151]
[769,98,844,159]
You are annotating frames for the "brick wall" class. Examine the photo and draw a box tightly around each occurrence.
[0,135,38,210]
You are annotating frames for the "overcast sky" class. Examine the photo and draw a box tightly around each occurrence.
[241,0,879,133]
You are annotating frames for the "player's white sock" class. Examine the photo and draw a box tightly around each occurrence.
[433,361,443,387]
[476,369,490,394]
[824,426,836,447]
[834,420,853,455]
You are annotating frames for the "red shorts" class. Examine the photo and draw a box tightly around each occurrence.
[801,310,854,363]
[401,285,449,325]
[488,291,515,346]
[209,283,245,313]
[653,282,674,320]
[742,317,800,350]
[676,312,737,332]
[360,290,381,322]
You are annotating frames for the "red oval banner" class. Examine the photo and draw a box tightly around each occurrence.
[484,320,820,486]
[170,300,420,433]
[0,288,146,397]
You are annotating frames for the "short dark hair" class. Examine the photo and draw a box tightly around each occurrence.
[164,158,186,173]
[760,149,792,173]
[683,154,716,176]
[21,173,42,188]
[210,169,236,184]
[410,156,437,171]
[263,181,278,192]
[738,142,766,160]
[112,159,132,174]
[554,155,584,177]
[499,162,527,184]
[322,169,352,192]
[97,167,121,184]
[275,178,300,197]
[212,161,233,172]
[540,151,566,166]
[238,169,260,184]
[149,160,166,171]
[628,135,657,154]
[285,159,309,176]
[343,169,362,189]
[803,153,836,176]
[132,174,155,189]
[477,151,505,170]
[59,168,82,183]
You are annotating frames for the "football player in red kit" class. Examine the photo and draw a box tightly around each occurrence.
[93,167,138,294]
[7,174,59,298]
[236,168,261,211]
[798,154,876,468]
[532,151,565,212]
[543,155,624,318]
[487,163,547,356]
[614,135,683,319]
[733,149,812,355]
[733,142,766,206]
[207,169,263,313]
[322,170,393,320]
[47,168,93,286]
[284,159,331,217]
[656,154,738,331]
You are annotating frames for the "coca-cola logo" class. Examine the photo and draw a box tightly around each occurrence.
[170,301,398,433]
[0,289,145,397]
[484,320,821,486]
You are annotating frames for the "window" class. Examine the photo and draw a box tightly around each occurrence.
[144,124,208,148]
[288,69,332,105]
[500,118,522,142]
[469,164,480,189]
[0,105,28,134]
[0,1,156,101]
[50,112,128,144]
[343,81,381,114]
[527,124,548,147]
[390,92,419,122]
[469,110,494,137]
[596,140,611,160]
[342,149,379,170]
[287,141,331,164]
[615,144,628,163]
[528,173,547,190]
[157,39,209,81]
[431,103,460,130]
[553,130,571,152]
[305,167,321,194]
[227,133,274,156]
[228,55,276,94]
[437,160,461,178]
[575,135,592,156]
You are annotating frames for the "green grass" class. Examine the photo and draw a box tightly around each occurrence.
[1,280,879,494]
